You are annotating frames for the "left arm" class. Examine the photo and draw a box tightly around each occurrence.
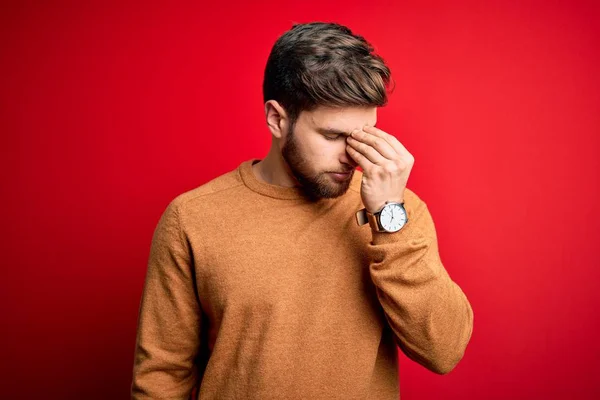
[346,124,474,374]
[366,192,474,374]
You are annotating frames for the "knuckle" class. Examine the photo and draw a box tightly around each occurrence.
[388,162,401,173]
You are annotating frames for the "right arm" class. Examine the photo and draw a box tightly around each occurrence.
[131,200,202,399]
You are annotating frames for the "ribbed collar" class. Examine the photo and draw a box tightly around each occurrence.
[238,158,361,201]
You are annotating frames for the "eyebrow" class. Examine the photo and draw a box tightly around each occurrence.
[317,124,377,136]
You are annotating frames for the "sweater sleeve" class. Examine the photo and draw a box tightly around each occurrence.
[131,199,202,399]
[366,193,474,375]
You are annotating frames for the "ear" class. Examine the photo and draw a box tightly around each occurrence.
[264,100,288,140]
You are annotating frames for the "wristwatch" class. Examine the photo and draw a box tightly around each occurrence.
[355,201,408,233]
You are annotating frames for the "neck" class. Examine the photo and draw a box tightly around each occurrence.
[252,142,299,188]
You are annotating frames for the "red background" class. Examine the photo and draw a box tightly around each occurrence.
[2,1,599,399]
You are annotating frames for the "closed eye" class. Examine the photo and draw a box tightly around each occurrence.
[324,134,342,141]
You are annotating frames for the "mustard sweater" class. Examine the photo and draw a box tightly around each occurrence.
[131,158,474,399]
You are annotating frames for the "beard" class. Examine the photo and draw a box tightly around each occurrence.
[281,121,355,201]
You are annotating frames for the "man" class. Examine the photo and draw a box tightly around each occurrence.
[131,21,473,399]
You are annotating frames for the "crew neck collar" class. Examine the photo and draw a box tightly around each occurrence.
[238,158,360,201]
[238,158,308,200]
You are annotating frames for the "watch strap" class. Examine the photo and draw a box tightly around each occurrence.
[355,208,369,226]
[354,207,384,231]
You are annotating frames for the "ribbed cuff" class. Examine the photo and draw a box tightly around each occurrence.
[370,217,421,245]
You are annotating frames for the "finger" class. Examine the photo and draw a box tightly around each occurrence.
[349,128,397,160]
[346,129,387,165]
[346,142,374,172]
[362,125,410,157]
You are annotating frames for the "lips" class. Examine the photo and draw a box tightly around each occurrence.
[329,171,352,181]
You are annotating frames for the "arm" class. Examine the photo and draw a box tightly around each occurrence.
[131,199,202,399]
[366,194,474,374]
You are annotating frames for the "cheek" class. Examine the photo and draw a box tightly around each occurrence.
[303,137,329,157]
[316,142,337,159]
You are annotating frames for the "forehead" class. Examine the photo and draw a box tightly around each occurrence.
[303,106,377,132]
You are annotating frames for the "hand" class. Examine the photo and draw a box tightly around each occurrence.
[346,125,414,214]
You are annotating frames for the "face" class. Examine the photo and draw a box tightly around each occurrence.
[280,105,377,200]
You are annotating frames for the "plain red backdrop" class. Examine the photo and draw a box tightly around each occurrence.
[2,0,599,399]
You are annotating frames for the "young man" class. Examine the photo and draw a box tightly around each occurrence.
[131,21,474,399]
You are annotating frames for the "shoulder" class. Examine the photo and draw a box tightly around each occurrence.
[163,165,245,221]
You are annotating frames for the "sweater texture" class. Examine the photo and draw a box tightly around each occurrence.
[131,158,474,399]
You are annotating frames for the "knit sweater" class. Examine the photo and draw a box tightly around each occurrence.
[131,158,474,399]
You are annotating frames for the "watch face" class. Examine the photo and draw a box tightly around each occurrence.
[379,203,407,232]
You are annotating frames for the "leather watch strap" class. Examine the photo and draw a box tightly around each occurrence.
[355,208,368,226]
